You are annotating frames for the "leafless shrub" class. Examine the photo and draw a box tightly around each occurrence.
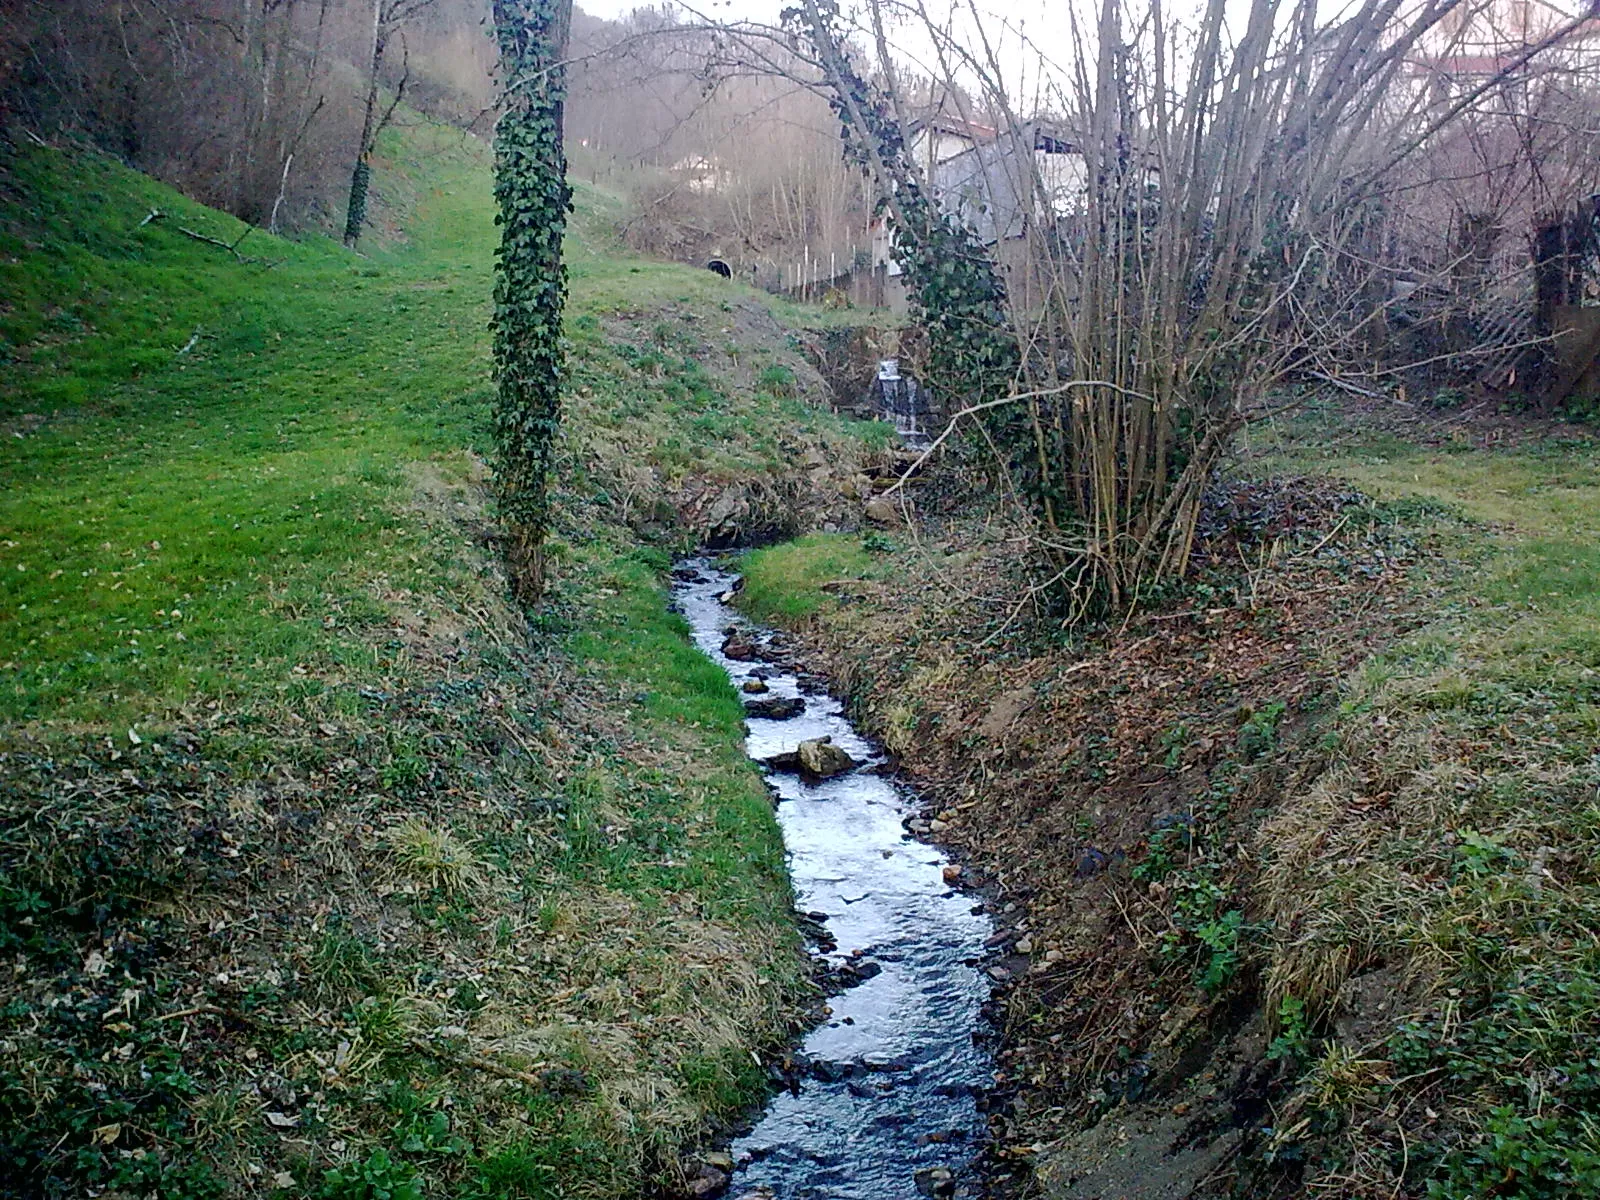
[778,0,1600,610]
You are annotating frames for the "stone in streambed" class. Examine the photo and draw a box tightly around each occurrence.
[721,632,758,661]
[798,737,858,778]
[763,737,858,779]
[742,679,769,694]
[688,1165,729,1198]
[745,695,805,720]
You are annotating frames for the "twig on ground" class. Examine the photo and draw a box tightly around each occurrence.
[405,1035,551,1089]
[1308,370,1387,400]
[151,218,283,268]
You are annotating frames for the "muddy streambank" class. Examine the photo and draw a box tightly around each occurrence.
[671,559,1005,1200]
[732,496,1423,1198]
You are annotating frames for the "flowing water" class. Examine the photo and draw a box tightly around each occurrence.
[672,560,994,1200]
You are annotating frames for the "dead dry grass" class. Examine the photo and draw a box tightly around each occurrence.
[737,474,1445,1196]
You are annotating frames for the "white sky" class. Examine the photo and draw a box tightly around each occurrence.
[574,0,1076,103]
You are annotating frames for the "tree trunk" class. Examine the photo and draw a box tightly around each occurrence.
[491,0,575,602]
[343,0,385,248]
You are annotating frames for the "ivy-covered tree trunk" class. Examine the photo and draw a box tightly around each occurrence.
[343,0,385,248]
[491,0,572,601]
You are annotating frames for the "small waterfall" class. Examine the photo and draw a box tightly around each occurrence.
[877,359,927,444]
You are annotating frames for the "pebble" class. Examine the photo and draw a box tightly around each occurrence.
[941,864,962,884]
[1014,937,1034,954]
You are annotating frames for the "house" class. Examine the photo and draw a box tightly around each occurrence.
[868,119,1085,310]
[930,123,1086,243]
[905,113,996,181]
[669,153,728,194]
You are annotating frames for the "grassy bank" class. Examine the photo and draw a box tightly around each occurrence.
[0,121,878,1198]
[1250,409,1600,1196]
[736,410,1600,1198]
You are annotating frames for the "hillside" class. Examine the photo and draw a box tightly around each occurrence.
[0,119,888,1198]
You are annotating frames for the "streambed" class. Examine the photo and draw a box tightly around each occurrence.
[672,559,995,1200]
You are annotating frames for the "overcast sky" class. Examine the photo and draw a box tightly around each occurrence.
[574,0,1075,103]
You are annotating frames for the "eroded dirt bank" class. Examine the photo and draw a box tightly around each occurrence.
[735,478,1436,1197]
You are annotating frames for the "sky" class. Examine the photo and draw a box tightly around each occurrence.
[573,0,1077,103]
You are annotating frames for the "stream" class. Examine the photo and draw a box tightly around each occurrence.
[671,559,995,1200]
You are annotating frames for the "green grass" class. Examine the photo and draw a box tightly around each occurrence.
[0,122,495,727]
[0,120,846,1198]
[1247,414,1600,1194]
[736,532,884,624]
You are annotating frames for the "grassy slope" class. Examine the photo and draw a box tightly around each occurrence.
[1250,409,1600,1196]
[738,413,1600,1196]
[0,123,874,1198]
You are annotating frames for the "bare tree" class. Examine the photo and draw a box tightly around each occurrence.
[781,0,1597,614]
[343,0,440,248]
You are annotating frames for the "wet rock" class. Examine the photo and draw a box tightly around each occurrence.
[1074,846,1110,878]
[671,567,707,583]
[722,632,759,661]
[840,959,883,984]
[687,1165,728,1198]
[805,1057,858,1083]
[796,912,836,951]
[741,679,769,694]
[766,738,858,778]
[745,696,805,720]
[942,864,963,884]
[702,1151,735,1173]
[797,737,857,778]
[915,1166,956,1198]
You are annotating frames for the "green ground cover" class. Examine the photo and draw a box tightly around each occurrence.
[0,120,867,1198]
[1250,411,1600,1195]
